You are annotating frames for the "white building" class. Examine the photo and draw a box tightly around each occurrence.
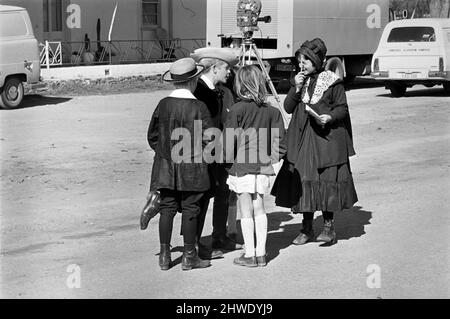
[2,0,207,63]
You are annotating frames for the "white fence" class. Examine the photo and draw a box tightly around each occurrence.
[39,41,63,69]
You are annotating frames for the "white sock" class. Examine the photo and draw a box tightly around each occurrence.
[255,214,268,257]
[240,218,255,257]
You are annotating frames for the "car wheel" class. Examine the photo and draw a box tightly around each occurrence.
[0,77,24,109]
[389,83,406,97]
[443,82,450,93]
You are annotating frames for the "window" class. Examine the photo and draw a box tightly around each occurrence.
[387,27,436,42]
[43,0,62,32]
[0,13,28,37]
[142,0,160,27]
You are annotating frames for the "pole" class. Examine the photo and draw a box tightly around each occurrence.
[45,41,50,69]
[108,2,118,64]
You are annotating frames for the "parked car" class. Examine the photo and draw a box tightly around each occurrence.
[371,18,450,97]
[0,5,41,109]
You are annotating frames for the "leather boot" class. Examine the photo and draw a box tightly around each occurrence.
[316,219,337,244]
[159,244,172,270]
[197,242,223,260]
[140,190,161,230]
[181,244,210,271]
[292,219,315,245]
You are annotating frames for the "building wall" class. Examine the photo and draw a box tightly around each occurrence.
[2,0,207,63]
[171,0,206,39]
[69,0,140,42]
[170,0,206,54]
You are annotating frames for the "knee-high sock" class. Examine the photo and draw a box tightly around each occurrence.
[159,211,176,245]
[227,197,238,234]
[182,213,197,245]
[255,214,268,257]
[240,218,255,257]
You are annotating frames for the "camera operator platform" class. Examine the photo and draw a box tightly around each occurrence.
[236,0,287,125]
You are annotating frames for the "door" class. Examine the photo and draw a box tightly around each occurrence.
[43,0,64,42]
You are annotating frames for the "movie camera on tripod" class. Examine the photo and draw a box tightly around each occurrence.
[236,0,272,38]
[234,0,288,125]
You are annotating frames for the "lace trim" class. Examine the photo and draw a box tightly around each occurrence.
[301,71,340,105]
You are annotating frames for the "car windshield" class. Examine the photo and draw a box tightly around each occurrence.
[387,27,436,42]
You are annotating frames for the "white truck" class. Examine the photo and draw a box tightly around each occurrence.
[371,18,450,97]
[0,5,41,109]
[206,0,390,89]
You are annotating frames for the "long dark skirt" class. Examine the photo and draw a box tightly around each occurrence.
[271,120,358,213]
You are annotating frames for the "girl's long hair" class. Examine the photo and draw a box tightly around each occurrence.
[234,65,268,106]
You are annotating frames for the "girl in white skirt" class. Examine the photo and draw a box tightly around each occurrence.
[222,65,285,267]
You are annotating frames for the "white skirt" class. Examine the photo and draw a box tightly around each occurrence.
[226,174,271,195]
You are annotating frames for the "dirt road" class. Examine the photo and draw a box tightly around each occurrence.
[1,85,449,298]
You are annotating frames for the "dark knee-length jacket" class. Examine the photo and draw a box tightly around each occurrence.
[282,70,355,169]
[148,94,213,192]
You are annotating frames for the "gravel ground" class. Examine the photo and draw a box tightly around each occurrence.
[1,82,449,299]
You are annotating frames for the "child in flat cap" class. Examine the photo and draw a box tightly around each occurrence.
[271,38,358,246]
[190,47,244,258]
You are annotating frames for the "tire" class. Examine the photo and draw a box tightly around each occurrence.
[324,57,344,80]
[443,82,450,93]
[0,77,24,109]
[389,83,406,97]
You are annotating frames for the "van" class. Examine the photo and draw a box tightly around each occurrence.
[371,18,450,97]
[0,5,41,109]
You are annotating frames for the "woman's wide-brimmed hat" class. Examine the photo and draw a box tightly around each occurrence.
[162,57,204,82]
[297,38,327,69]
[191,47,240,66]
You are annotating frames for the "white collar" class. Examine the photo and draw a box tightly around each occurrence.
[169,89,197,99]
[201,74,215,90]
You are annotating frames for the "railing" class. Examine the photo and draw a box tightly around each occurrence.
[39,38,206,68]
[40,41,63,68]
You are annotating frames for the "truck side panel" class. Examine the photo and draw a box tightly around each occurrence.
[0,10,40,87]
[292,0,389,56]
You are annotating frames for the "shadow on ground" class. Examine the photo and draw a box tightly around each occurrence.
[1,94,72,110]
[344,77,385,91]
[377,87,449,98]
[266,206,372,262]
[155,205,372,268]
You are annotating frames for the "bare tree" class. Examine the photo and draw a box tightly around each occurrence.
[429,0,450,17]
[390,0,431,18]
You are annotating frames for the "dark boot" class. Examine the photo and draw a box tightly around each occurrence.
[316,219,337,244]
[197,242,223,260]
[181,244,210,271]
[292,219,315,245]
[140,190,161,230]
[159,244,172,270]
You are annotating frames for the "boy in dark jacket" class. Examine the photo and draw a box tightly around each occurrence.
[190,47,243,257]
[147,57,213,271]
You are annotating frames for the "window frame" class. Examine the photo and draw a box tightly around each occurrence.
[141,0,161,30]
[43,0,63,33]
[387,26,436,43]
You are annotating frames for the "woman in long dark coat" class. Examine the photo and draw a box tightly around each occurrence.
[271,38,358,245]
